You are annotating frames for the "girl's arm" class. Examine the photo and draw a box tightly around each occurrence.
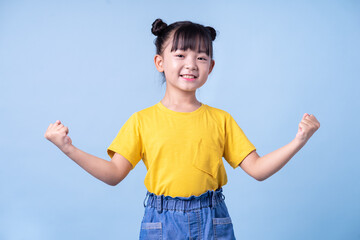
[45,120,132,186]
[63,146,132,186]
[240,113,320,181]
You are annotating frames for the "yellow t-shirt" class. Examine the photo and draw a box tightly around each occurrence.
[107,101,256,198]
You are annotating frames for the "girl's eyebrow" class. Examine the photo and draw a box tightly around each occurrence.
[174,49,186,52]
[198,49,208,54]
[172,49,209,57]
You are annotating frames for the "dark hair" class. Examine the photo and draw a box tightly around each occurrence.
[151,18,217,86]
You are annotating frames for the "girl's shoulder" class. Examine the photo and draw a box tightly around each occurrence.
[204,103,231,117]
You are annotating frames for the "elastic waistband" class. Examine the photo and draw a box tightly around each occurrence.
[143,188,225,213]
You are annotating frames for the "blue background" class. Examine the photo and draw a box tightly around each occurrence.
[1,0,359,239]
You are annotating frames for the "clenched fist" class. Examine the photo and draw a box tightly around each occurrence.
[44,120,73,153]
[296,113,320,144]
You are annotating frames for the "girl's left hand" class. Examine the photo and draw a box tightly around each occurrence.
[295,113,320,144]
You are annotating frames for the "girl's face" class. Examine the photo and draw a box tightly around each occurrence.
[154,34,215,93]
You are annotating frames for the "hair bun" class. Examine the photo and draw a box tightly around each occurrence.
[205,26,217,41]
[151,18,168,36]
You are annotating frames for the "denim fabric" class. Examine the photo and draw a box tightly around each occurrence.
[139,188,236,240]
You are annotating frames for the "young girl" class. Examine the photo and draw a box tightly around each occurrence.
[45,18,320,239]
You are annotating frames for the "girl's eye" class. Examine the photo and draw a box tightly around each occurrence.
[198,57,207,61]
[176,54,184,58]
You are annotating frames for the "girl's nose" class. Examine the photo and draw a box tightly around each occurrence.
[185,59,198,70]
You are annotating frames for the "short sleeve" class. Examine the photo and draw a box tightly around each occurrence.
[223,113,256,169]
[107,112,143,169]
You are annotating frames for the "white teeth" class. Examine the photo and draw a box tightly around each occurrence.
[182,75,195,79]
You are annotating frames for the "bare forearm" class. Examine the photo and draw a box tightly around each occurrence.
[255,138,306,181]
[62,145,119,185]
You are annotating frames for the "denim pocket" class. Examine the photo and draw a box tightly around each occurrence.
[139,222,162,240]
[213,217,236,240]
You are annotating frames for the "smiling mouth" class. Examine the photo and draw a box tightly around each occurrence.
[180,75,197,80]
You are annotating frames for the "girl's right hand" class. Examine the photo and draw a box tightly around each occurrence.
[44,120,73,153]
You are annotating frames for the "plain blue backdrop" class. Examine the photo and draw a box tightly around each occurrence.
[1,0,359,239]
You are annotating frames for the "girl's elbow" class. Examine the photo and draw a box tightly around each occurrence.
[254,173,267,182]
[255,176,266,182]
[106,178,123,186]
[107,182,117,186]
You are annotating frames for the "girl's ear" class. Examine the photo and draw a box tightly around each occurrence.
[208,60,215,75]
[154,54,164,72]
